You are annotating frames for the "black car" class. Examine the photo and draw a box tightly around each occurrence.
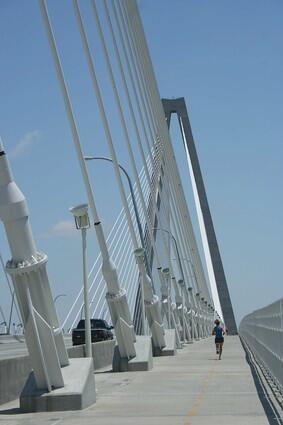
[72,318,114,346]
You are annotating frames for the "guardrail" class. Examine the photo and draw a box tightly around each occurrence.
[239,298,283,396]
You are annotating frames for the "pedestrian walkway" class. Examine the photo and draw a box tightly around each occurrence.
[0,336,282,424]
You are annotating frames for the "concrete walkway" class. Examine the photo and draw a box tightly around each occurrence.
[0,336,281,424]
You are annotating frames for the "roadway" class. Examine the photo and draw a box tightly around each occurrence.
[1,336,282,424]
[0,335,72,360]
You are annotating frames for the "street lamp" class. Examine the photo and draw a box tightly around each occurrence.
[69,204,92,358]
[162,267,171,328]
[195,292,202,339]
[152,228,185,284]
[153,227,189,342]
[84,156,152,281]
[187,286,194,342]
[178,279,187,342]
[85,156,154,335]
[53,294,67,304]
[80,301,95,320]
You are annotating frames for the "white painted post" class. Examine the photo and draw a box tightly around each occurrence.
[69,204,92,358]
[162,268,171,328]
[82,227,92,358]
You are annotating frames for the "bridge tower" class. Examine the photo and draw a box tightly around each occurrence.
[162,97,237,334]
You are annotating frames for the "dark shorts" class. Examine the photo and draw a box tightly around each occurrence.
[215,337,224,344]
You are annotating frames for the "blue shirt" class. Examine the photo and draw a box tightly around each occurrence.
[214,325,223,339]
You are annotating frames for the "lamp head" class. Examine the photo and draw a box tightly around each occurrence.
[69,204,90,229]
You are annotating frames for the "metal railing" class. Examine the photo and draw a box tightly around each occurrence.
[239,298,283,395]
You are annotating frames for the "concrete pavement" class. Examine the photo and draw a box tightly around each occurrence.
[0,336,282,424]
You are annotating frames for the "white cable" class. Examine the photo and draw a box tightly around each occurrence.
[39,0,111,264]
[73,0,139,255]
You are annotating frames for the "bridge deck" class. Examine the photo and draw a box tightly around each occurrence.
[0,335,72,360]
[0,336,281,424]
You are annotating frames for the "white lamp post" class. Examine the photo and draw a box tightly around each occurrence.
[53,294,67,305]
[162,268,171,328]
[70,204,92,358]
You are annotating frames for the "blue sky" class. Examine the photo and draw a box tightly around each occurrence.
[0,0,282,327]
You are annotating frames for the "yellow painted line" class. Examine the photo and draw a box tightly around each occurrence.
[184,362,218,424]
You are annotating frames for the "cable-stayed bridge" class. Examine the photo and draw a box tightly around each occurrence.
[0,0,282,423]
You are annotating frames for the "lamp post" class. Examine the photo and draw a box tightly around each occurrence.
[152,228,186,285]
[84,156,152,280]
[153,227,189,341]
[178,279,186,342]
[54,294,67,305]
[69,204,92,358]
[188,286,194,342]
[171,256,206,340]
[85,156,154,336]
[195,293,201,340]
[162,267,171,328]
[80,301,95,320]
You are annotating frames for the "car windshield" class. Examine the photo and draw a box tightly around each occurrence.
[76,319,108,329]
[92,320,106,329]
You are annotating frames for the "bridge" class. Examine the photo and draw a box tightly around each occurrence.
[0,0,282,423]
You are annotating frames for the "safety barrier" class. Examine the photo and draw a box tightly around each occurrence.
[239,298,283,395]
[0,339,115,406]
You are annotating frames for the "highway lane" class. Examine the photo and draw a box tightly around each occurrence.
[0,335,72,360]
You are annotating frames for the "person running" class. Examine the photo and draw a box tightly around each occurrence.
[212,319,225,360]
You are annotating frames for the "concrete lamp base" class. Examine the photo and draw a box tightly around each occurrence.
[20,358,95,412]
[153,329,177,357]
[112,335,153,372]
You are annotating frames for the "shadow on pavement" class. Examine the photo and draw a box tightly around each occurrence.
[241,338,283,425]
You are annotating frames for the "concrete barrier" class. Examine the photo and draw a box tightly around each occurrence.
[0,339,115,405]
[0,355,31,405]
[69,339,115,370]
[0,335,25,344]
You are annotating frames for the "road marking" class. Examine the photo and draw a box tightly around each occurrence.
[184,362,218,424]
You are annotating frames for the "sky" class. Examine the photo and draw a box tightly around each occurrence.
[0,0,282,328]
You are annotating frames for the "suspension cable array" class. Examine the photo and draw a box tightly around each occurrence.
[39,0,217,355]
